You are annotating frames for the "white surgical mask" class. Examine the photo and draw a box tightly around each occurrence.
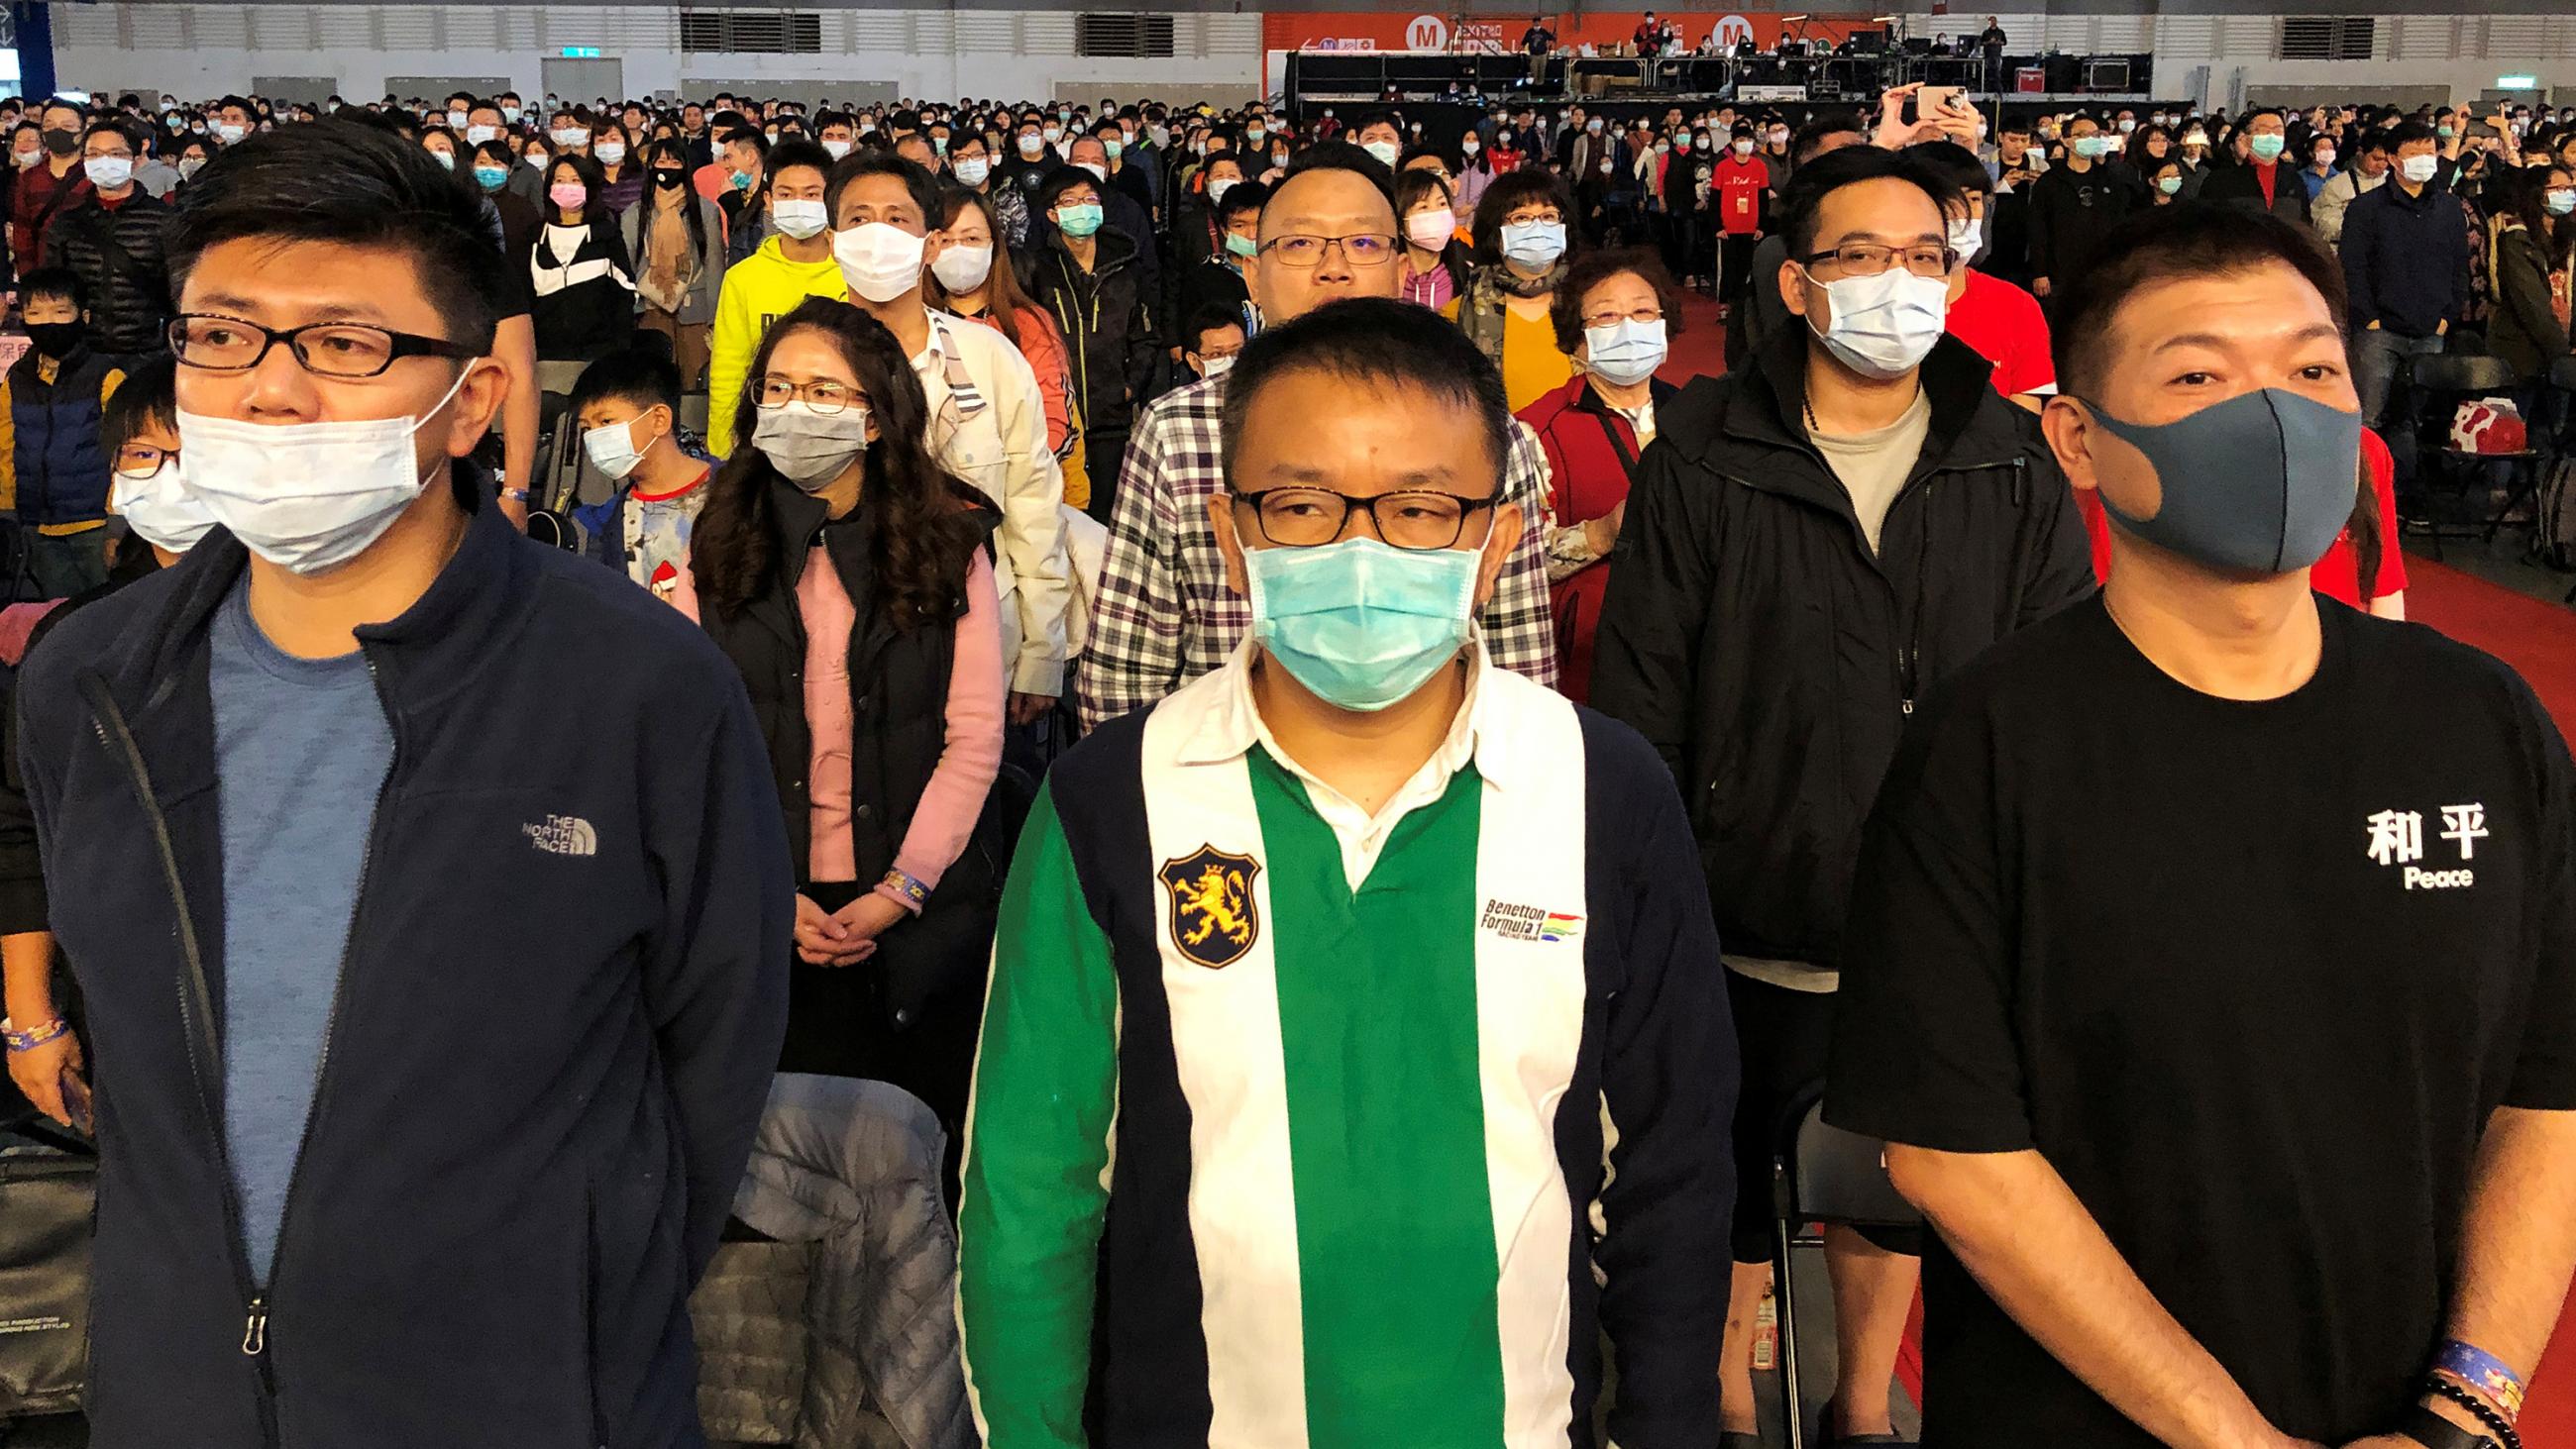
[771,198,829,240]
[465,124,498,145]
[446,110,469,130]
[1019,135,1044,156]
[953,155,990,186]
[214,122,248,145]
[112,457,218,554]
[833,221,928,302]
[82,155,134,190]
[582,412,657,481]
[1946,217,1983,261]
[822,138,852,160]
[1803,265,1949,380]
[752,401,871,488]
[1362,139,1401,167]
[2400,154,2440,184]
[1198,354,1235,379]
[176,366,474,575]
[932,243,994,293]
[593,141,625,166]
[1076,159,1108,183]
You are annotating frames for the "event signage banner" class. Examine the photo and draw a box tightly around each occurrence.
[1263,11,1869,54]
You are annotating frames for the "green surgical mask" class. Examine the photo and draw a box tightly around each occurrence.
[1056,201,1104,238]
[1225,233,1257,259]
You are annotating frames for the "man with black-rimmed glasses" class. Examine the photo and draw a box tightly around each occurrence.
[12,119,788,1449]
[1592,143,2092,1445]
[964,295,1732,1449]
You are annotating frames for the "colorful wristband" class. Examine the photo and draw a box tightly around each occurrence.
[879,868,930,909]
[2,1015,70,1053]
[2427,1375,2523,1449]
[2434,1341,2526,1423]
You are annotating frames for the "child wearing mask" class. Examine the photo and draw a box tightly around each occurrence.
[565,346,712,598]
[0,268,126,598]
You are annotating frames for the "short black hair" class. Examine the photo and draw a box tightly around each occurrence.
[1280,140,1397,210]
[824,151,939,221]
[19,265,82,312]
[2051,203,2347,400]
[1032,164,1105,216]
[568,345,683,418]
[1222,296,1512,487]
[1792,111,1867,162]
[167,118,506,355]
[215,95,256,119]
[1909,140,1993,207]
[1183,303,1246,356]
[2383,121,2436,154]
[1776,144,1961,259]
[41,96,86,126]
[763,137,832,193]
[1215,176,1269,226]
[101,352,178,456]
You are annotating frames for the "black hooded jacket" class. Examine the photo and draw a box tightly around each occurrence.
[1589,330,2094,967]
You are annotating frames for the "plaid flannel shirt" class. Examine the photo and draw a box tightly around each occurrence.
[1075,374,1561,730]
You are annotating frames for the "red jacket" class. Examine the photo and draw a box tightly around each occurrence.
[11,161,90,271]
[1520,373,1679,702]
[1713,155,1770,236]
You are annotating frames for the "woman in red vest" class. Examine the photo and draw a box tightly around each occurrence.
[1517,248,1689,700]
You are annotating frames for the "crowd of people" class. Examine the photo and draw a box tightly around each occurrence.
[0,71,2567,1449]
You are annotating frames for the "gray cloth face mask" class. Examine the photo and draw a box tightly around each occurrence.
[752,402,872,490]
[2084,387,2364,574]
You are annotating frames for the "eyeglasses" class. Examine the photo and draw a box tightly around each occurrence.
[1504,210,1564,227]
[1582,304,1664,329]
[755,376,862,413]
[1233,487,1496,550]
[1799,242,1958,280]
[168,314,478,377]
[114,443,174,474]
[1257,233,1397,267]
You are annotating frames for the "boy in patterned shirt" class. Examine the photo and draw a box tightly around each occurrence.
[568,349,713,600]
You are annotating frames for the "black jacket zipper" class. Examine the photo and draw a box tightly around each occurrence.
[80,652,403,1448]
[78,673,278,1445]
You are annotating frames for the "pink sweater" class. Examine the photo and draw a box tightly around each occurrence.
[671,542,1007,909]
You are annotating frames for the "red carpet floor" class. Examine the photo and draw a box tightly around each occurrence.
[2403,560,2576,1448]
[1658,297,2576,1443]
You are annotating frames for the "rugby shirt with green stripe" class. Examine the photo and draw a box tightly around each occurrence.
[960,644,1736,1449]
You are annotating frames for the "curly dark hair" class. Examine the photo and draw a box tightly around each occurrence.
[689,297,989,625]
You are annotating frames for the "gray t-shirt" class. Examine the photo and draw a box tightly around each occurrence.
[1809,386,1931,557]
[210,579,393,1286]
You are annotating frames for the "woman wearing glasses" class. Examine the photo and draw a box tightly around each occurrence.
[1462,169,1580,410]
[668,297,1007,1162]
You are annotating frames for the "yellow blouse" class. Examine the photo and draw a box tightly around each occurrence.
[1499,303,1576,413]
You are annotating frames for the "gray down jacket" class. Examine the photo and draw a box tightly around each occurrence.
[693,1074,975,1449]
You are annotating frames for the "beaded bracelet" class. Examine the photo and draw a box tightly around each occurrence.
[2434,1340,2526,1423]
[2,1015,70,1054]
[2427,1375,2523,1449]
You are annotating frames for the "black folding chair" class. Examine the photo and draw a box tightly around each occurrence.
[1771,1083,1923,1449]
[2405,354,2536,557]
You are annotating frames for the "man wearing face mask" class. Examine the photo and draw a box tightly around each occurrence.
[563,348,710,597]
[12,98,93,270]
[2200,109,2311,228]
[947,133,1029,249]
[1917,143,2055,409]
[1832,202,2576,1449]
[2026,114,2135,305]
[2340,123,2469,430]
[707,139,844,458]
[1076,145,1561,730]
[1592,144,2092,1449]
[829,153,1071,724]
[13,120,788,1449]
[2313,133,2390,249]
[963,296,1732,1449]
[39,120,174,371]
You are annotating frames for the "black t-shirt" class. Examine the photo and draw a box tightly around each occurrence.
[1829,596,2576,1448]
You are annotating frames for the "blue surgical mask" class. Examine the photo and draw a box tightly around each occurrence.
[1224,232,1257,259]
[1055,202,1104,238]
[1500,219,1566,269]
[2084,387,2364,574]
[1583,317,1667,385]
[474,163,508,190]
[2248,133,2286,161]
[1245,537,1480,712]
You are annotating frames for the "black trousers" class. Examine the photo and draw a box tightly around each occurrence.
[1719,232,1762,303]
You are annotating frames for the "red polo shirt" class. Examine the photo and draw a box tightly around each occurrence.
[1944,268,2056,398]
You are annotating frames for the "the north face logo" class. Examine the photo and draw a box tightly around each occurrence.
[524,815,597,857]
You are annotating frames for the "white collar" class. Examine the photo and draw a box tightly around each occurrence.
[1175,633,1528,795]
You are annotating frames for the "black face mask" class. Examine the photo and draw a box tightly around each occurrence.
[652,167,685,190]
[25,321,83,359]
[41,130,76,157]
